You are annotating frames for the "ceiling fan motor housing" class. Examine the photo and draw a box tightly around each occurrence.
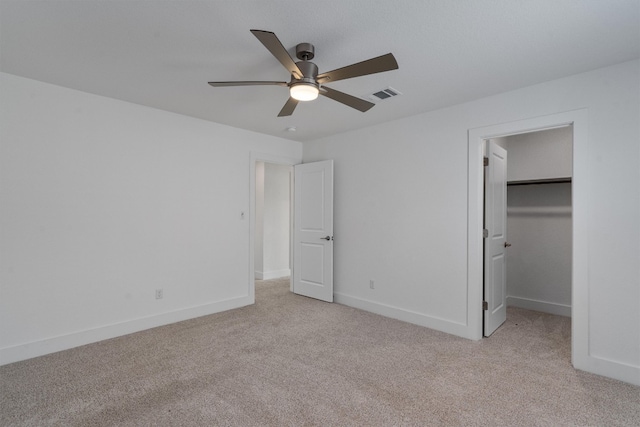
[292,60,319,86]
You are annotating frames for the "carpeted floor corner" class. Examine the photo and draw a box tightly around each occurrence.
[1,277,639,426]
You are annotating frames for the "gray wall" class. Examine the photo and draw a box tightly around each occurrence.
[507,183,572,316]
[494,126,573,182]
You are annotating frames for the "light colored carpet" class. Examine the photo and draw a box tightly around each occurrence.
[1,277,639,426]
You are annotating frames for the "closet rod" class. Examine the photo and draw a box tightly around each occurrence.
[507,177,572,186]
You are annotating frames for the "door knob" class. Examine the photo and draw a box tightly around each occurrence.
[321,236,333,241]
[504,242,512,247]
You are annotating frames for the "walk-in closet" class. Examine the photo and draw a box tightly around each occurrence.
[491,126,573,317]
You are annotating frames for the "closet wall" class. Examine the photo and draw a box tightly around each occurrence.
[492,126,573,317]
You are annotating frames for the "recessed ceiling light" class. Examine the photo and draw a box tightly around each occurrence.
[285,126,297,132]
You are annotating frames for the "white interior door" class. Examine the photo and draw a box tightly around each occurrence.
[293,160,334,302]
[484,141,508,336]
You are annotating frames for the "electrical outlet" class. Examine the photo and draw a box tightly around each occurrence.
[155,289,163,300]
[369,280,375,289]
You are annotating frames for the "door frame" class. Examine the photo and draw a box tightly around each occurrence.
[249,152,298,303]
[467,110,588,371]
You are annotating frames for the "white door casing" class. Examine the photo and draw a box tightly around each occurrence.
[293,160,334,302]
[484,141,507,336]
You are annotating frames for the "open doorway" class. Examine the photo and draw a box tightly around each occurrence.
[249,153,335,304]
[467,109,590,371]
[248,153,298,304]
[254,161,293,298]
[255,161,292,281]
[484,126,573,337]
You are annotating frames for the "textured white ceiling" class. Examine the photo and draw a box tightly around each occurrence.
[1,0,639,142]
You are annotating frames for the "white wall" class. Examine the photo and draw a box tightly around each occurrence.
[303,60,640,385]
[255,161,265,278]
[262,163,290,279]
[0,72,302,365]
[254,162,291,280]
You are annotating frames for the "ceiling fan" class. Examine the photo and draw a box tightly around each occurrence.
[208,30,399,117]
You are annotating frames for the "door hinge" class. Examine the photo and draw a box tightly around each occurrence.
[483,156,489,167]
[483,301,488,310]
[483,228,488,238]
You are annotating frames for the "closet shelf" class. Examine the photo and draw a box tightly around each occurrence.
[507,177,572,186]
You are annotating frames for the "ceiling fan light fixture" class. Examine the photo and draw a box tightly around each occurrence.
[290,82,319,101]
[208,30,398,116]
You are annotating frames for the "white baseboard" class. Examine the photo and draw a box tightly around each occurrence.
[255,268,290,280]
[574,352,640,386]
[334,292,470,339]
[0,295,252,366]
[507,296,571,317]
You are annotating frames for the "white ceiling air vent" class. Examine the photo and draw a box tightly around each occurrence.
[368,87,402,102]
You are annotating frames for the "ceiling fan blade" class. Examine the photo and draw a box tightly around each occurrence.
[208,81,288,87]
[278,97,299,117]
[316,53,398,84]
[319,86,375,112]
[250,30,304,79]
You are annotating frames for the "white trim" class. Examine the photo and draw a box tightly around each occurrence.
[581,356,640,386]
[249,152,298,300]
[335,292,470,338]
[506,296,571,317]
[255,268,291,280]
[0,295,251,366]
[467,111,589,355]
